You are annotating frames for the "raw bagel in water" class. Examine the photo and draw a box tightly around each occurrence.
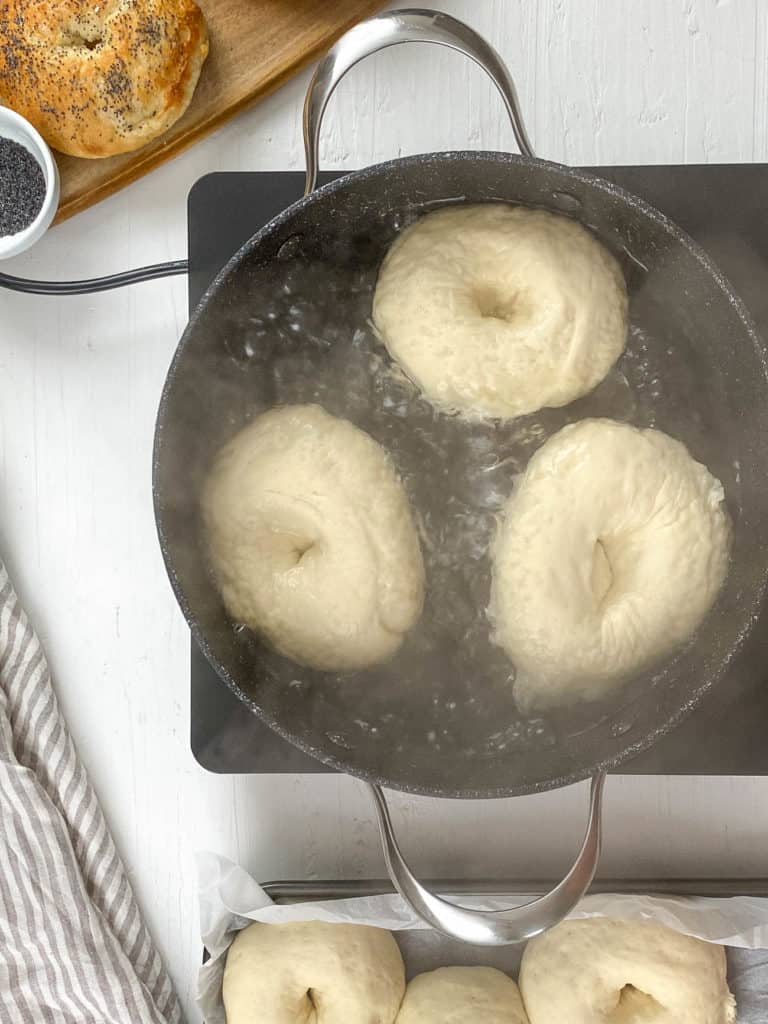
[519,918,736,1024]
[223,921,406,1024]
[490,418,730,708]
[372,204,628,419]
[201,404,425,671]
[395,966,529,1023]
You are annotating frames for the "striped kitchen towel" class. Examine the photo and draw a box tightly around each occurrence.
[0,560,183,1023]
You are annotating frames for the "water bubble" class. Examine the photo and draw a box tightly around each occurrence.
[610,718,634,737]
[327,732,353,749]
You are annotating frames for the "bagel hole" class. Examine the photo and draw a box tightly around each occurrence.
[591,538,613,606]
[292,540,315,563]
[61,18,104,50]
[62,31,103,49]
[474,286,519,322]
[612,984,662,1022]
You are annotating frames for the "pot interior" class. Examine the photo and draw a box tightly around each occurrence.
[155,152,768,797]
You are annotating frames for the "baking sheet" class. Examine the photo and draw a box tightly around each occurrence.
[198,853,768,1022]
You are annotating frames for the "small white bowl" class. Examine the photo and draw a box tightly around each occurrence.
[0,106,60,260]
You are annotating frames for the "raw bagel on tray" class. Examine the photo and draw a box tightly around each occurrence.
[372,204,628,419]
[223,920,406,1024]
[519,917,736,1024]
[395,966,529,1023]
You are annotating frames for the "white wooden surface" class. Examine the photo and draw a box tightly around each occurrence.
[2,1,768,1019]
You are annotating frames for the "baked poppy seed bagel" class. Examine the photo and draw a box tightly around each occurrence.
[372,204,628,419]
[396,967,529,1023]
[519,918,736,1024]
[490,418,730,708]
[223,921,406,1024]
[0,0,208,157]
[201,404,425,672]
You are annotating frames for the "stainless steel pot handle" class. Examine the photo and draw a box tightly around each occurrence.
[303,7,536,195]
[366,773,606,945]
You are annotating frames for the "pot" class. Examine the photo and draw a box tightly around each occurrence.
[153,9,768,942]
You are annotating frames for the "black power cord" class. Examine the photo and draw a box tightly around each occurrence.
[0,258,188,295]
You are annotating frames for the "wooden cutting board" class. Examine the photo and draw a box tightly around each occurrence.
[53,0,385,223]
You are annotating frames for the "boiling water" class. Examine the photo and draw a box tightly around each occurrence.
[208,228,740,765]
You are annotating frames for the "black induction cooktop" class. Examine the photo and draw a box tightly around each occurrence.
[188,167,768,776]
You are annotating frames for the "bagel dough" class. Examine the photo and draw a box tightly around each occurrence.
[223,920,406,1024]
[490,418,730,707]
[519,917,736,1024]
[396,967,529,1023]
[372,204,628,419]
[201,404,425,672]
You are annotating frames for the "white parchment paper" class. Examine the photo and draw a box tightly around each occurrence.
[197,852,768,1023]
